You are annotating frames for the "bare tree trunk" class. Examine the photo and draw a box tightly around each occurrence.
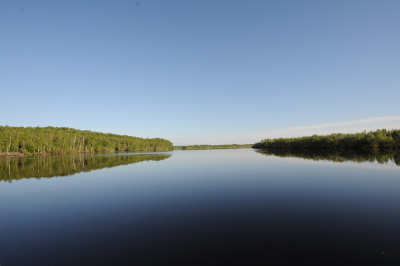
[81,137,85,152]
[8,133,12,153]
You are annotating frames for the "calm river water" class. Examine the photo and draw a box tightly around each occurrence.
[0,149,399,265]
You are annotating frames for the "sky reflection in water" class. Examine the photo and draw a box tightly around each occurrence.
[0,149,399,265]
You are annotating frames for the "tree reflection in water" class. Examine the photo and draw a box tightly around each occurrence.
[0,153,171,182]
[257,149,400,166]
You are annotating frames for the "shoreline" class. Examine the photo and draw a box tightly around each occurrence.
[0,149,173,158]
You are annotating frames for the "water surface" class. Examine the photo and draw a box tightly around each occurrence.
[0,149,399,265]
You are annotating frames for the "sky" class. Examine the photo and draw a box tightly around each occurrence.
[1,0,399,145]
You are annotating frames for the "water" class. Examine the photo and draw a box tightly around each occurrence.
[0,149,399,265]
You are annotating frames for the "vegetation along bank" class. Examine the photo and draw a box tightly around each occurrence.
[173,144,252,150]
[253,129,400,150]
[0,126,173,156]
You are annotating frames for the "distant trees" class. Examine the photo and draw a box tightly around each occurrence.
[174,144,252,150]
[0,126,173,156]
[253,129,400,150]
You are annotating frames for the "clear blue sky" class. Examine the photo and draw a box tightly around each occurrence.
[1,0,399,145]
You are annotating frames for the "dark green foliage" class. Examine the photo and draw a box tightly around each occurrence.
[253,129,400,150]
[0,126,173,155]
[0,153,171,182]
[257,149,400,166]
[174,144,252,150]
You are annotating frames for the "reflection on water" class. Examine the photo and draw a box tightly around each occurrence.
[257,149,400,166]
[0,153,171,182]
[0,149,399,265]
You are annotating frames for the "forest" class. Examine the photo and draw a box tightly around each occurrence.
[0,153,171,182]
[253,129,400,150]
[173,144,252,150]
[0,126,173,156]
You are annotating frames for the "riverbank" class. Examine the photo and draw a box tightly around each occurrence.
[253,129,400,150]
[0,126,173,156]
[0,148,173,158]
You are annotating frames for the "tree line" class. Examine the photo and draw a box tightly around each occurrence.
[174,144,252,150]
[0,126,173,156]
[253,129,400,150]
[0,153,171,182]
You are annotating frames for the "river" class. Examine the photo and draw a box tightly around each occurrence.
[0,149,399,265]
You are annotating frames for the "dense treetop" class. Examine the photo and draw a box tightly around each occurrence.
[253,129,400,150]
[0,126,173,155]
